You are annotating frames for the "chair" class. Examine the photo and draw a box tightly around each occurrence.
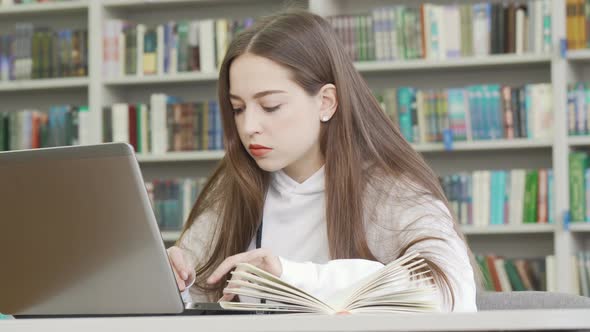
[477,291,590,310]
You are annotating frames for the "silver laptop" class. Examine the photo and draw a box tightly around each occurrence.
[0,143,236,317]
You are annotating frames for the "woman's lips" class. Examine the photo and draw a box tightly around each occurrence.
[249,144,272,157]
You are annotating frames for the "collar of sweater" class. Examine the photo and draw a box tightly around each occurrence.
[271,165,325,195]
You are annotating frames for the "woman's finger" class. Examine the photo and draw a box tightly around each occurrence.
[168,248,189,280]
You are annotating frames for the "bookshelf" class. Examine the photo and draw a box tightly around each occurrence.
[136,150,225,163]
[0,77,88,91]
[461,224,556,235]
[103,72,218,86]
[0,0,88,15]
[354,54,552,73]
[570,223,590,233]
[2,0,587,295]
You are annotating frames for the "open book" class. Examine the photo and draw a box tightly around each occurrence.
[219,251,439,314]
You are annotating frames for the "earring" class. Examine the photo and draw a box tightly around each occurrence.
[321,115,330,122]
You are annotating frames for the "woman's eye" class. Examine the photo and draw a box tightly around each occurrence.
[262,105,281,112]
[232,107,244,114]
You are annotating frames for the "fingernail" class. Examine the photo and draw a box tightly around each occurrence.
[181,271,187,280]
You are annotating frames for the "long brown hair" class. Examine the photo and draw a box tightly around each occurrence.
[179,9,479,307]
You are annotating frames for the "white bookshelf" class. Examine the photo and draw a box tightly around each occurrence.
[0,77,88,92]
[355,54,551,73]
[101,0,261,8]
[160,226,557,243]
[0,0,88,15]
[136,150,225,163]
[461,224,556,235]
[566,49,590,62]
[1,0,581,294]
[570,223,590,233]
[103,72,218,86]
[413,138,552,153]
[568,136,590,147]
[161,231,182,242]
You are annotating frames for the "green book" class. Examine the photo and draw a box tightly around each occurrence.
[125,26,137,75]
[176,22,189,72]
[523,170,539,223]
[356,16,364,61]
[476,255,494,291]
[504,259,526,291]
[570,152,588,222]
[0,113,6,151]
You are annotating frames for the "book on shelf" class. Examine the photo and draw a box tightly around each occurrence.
[219,251,439,314]
[475,254,551,292]
[574,251,590,297]
[327,0,551,63]
[0,24,87,81]
[376,83,553,145]
[0,0,75,6]
[103,94,224,154]
[568,151,590,222]
[0,105,89,151]
[566,0,590,50]
[145,177,207,231]
[566,82,590,136]
[440,168,554,226]
[103,18,254,78]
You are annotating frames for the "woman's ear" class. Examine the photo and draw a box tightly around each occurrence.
[318,84,337,122]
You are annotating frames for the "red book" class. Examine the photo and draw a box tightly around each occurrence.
[486,255,503,292]
[128,104,137,151]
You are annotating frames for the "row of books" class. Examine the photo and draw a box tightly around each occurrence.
[440,169,554,227]
[0,106,89,151]
[476,255,551,292]
[568,151,590,222]
[0,26,87,81]
[103,18,253,78]
[575,251,590,297]
[102,94,224,154]
[376,83,553,144]
[566,0,590,50]
[328,0,551,63]
[145,177,207,231]
[0,0,74,5]
[568,82,590,136]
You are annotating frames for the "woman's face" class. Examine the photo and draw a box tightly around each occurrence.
[229,53,332,180]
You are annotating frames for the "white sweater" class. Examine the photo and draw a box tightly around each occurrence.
[179,166,478,312]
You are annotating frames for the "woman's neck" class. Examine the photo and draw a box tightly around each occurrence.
[282,161,325,184]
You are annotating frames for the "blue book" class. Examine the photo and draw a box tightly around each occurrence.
[497,171,506,225]
[525,85,532,138]
[492,85,504,139]
[467,86,480,140]
[478,85,488,139]
[567,86,576,136]
[397,87,415,142]
[490,171,499,225]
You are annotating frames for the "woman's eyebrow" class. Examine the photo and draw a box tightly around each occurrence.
[229,90,287,101]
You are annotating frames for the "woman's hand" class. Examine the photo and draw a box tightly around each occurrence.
[207,248,282,302]
[167,246,196,291]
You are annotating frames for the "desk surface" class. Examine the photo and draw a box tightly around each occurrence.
[2,309,590,332]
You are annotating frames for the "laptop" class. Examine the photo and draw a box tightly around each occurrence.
[0,143,263,317]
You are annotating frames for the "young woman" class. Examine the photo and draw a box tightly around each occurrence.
[167,9,478,312]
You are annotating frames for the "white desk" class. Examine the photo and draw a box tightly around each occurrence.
[2,309,590,332]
